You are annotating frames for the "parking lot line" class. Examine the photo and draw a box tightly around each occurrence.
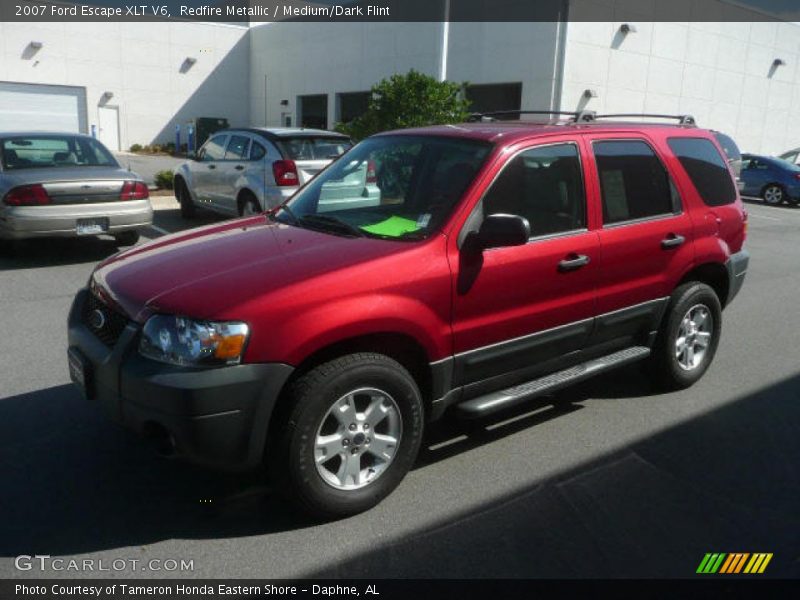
[147,224,171,236]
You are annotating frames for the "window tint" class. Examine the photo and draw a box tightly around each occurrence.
[668,137,737,206]
[250,141,266,161]
[200,135,227,161]
[224,135,250,160]
[483,143,586,237]
[594,140,674,224]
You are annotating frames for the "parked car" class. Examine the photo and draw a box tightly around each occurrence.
[740,153,800,206]
[68,116,748,519]
[778,147,800,166]
[0,132,152,247]
[173,127,377,219]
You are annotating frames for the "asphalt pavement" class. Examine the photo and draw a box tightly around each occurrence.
[1,198,798,579]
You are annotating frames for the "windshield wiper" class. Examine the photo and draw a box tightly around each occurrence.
[298,214,364,237]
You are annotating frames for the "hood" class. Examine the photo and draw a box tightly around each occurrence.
[92,216,408,322]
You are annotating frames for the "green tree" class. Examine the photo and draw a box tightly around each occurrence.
[337,70,471,140]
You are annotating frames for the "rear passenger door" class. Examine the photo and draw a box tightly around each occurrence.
[451,140,600,397]
[586,137,694,348]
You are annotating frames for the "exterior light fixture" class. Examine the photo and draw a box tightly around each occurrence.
[620,23,637,35]
[102,91,114,100]
[280,99,289,106]
[29,41,44,50]
[773,58,786,67]
[583,89,599,99]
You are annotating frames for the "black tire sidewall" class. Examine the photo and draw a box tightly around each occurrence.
[282,356,423,519]
[178,180,195,218]
[763,184,784,205]
[657,283,722,389]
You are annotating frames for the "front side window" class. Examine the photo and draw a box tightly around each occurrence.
[1,136,118,170]
[668,137,737,206]
[594,140,675,224]
[482,143,586,237]
[200,135,227,161]
[275,135,492,240]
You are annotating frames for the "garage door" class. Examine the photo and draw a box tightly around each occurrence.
[0,82,87,133]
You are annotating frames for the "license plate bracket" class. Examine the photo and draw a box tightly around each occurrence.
[76,218,109,235]
[68,347,94,400]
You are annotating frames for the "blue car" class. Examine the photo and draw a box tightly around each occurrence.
[740,153,800,206]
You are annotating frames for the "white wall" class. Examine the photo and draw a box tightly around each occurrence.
[0,21,250,150]
[561,3,800,154]
[249,21,562,128]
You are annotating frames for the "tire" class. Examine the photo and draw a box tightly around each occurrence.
[649,282,722,390]
[762,184,785,205]
[785,195,799,207]
[271,353,424,519]
[113,230,140,246]
[238,192,262,217]
[177,179,196,219]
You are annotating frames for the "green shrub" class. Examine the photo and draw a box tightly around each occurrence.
[163,142,176,155]
[336,70,471,141]
[129,143,143,152]
[154,170,174,190]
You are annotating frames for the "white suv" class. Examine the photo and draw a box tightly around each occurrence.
[174,128,379,219]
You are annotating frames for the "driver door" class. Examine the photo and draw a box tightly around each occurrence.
[193,134,228,205]
[450,139,600,397]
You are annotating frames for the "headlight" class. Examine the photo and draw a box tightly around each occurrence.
[139,315,249,367]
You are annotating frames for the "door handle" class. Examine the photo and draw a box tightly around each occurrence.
[661,234,685,249]
[208,164,216,170]
[234,165,245,171]
[558,254,590,272]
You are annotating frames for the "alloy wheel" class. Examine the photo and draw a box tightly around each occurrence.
[763,185,783,205]
[314,388,403,490]
[675,304,714,371]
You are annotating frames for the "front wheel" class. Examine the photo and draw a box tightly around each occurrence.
[177,179,196,219]
[271,353,424,519]
[649,282,722,390]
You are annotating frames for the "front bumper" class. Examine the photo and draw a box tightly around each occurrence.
[67,288,293,470]
[725,248,750,306]
[0,199,153,240]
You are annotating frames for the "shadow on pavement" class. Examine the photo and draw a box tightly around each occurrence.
[0,238,123,271]
[312,373,800,578]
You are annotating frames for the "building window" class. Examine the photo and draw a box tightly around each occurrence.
[298,94,328,130]
[465,83,522,118]
[337,92,370,124]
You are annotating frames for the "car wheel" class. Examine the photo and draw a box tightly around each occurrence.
[177,179,196,219]
[271,353,424,519]
[649,282,722,390]
[785,195,799,207]
[113,230,140,246]
[762,184,785,205]
[238,193,262,217]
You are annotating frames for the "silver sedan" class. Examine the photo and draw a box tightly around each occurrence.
[0,132,152,246]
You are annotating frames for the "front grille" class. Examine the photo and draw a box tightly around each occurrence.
[81,293,130,347]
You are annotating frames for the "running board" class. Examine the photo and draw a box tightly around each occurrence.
[456,346,651,419]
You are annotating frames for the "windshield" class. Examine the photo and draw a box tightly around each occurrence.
[274,135,492,240]
[277,136,353,160]
[1,135,118,170]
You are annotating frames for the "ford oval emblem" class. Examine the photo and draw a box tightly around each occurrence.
[89,309,106,330]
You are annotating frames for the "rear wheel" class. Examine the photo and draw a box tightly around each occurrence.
[238,192,262,217]
[270,353,424,519]
[649,282,722,390]
[762,184,785,205]
[113,230,140,246]
[176,179,196,219]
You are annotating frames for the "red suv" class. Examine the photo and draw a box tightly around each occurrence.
[68,114,749,518]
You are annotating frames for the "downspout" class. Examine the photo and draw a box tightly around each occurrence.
[550,1,569,112]
[439,0,450,81]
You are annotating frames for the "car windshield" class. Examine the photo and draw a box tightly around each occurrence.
[273,135,493,240]
[276,136,353,160]
[1,135,118,170]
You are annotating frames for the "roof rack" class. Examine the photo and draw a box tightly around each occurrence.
[591,113,697,126]
[467,110,597,124]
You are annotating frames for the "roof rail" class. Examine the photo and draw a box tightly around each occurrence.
[467,110,596,124]
[592,113,697,126]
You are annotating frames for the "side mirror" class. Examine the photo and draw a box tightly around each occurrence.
[477,214,530,249]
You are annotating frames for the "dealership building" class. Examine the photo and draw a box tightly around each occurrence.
[1,1,799,155]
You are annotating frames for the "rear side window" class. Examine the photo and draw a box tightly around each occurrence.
[593,140,675,224]
[224,135,250,160]
[668,137,737,206]
[250,142,267,161]
[483,143,585,237]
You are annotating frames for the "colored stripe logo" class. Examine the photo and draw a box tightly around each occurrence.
[697,553,773,574]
